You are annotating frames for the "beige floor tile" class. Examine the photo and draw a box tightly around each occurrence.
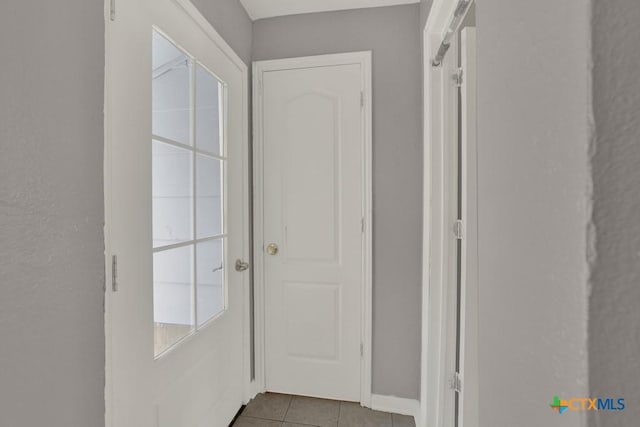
[284,396,340,427]
[391,413,415,427]
[242,393,292,421]
[338,402,392,427]
[233,416,283,427]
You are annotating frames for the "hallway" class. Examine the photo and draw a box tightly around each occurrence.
[2,0,640,426]
[233,394,415,427]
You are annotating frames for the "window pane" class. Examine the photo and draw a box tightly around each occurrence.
[152,31,192,145]
[154,245,195,356]
[196,154,223,239]
[153,141,193,247]
[196,239,225,326]
[151,30,228,355]
[195,64,223,155]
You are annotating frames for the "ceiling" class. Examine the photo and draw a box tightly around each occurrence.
[239,0,420,20]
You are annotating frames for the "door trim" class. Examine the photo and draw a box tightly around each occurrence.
[104,1,251,425]
[252,51,373,406]
[421,3,458,424]
[420,1,478,426]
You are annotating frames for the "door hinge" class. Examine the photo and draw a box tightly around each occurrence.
[360,342,364,357]
[235,259,250,272]
[452,68,463,87]
[361,217,365,233]
[360,91,364,108]
[453,219,464,240]
[109,0,116,21]
[449,372,462,393]
[111,255,118,292]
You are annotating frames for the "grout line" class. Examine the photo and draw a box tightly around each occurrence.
[242,415,283,423]
[240,415,306,424]
[283,422,322,427]
[282,394,293,422]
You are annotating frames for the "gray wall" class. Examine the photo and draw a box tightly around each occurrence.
[476,1,591,426]
[420,0,433,30]
[0,1,105,426]
[191,0,253,65]
[0,0,252,426]
[590,0,640,425]
[253,5,423,400]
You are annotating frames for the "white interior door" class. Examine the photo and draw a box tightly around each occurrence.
[105,1,249,426]
[255,54,371,402]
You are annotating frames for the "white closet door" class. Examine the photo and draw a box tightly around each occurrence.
[258,57,367,401]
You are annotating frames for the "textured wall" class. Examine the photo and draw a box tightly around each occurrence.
[589,0,640,425]
[476,1,591,426]
[191,0,253,64]
[253,5,423,400]
[0,1,105,426]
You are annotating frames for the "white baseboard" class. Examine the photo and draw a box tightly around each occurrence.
[370,394,420,420]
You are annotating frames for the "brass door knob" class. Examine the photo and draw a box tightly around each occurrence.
[266,243,279,255]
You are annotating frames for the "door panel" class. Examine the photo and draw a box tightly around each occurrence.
[282,91,340,262]
[105,1,248,426]
[261,63,364,401]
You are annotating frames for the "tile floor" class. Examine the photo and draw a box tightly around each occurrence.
[232,393,415,427]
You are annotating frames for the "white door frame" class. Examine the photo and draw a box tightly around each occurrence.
[420,1,478,426]
[252,51,373,406]
[458,27,478,427]
[103,0,251,424]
